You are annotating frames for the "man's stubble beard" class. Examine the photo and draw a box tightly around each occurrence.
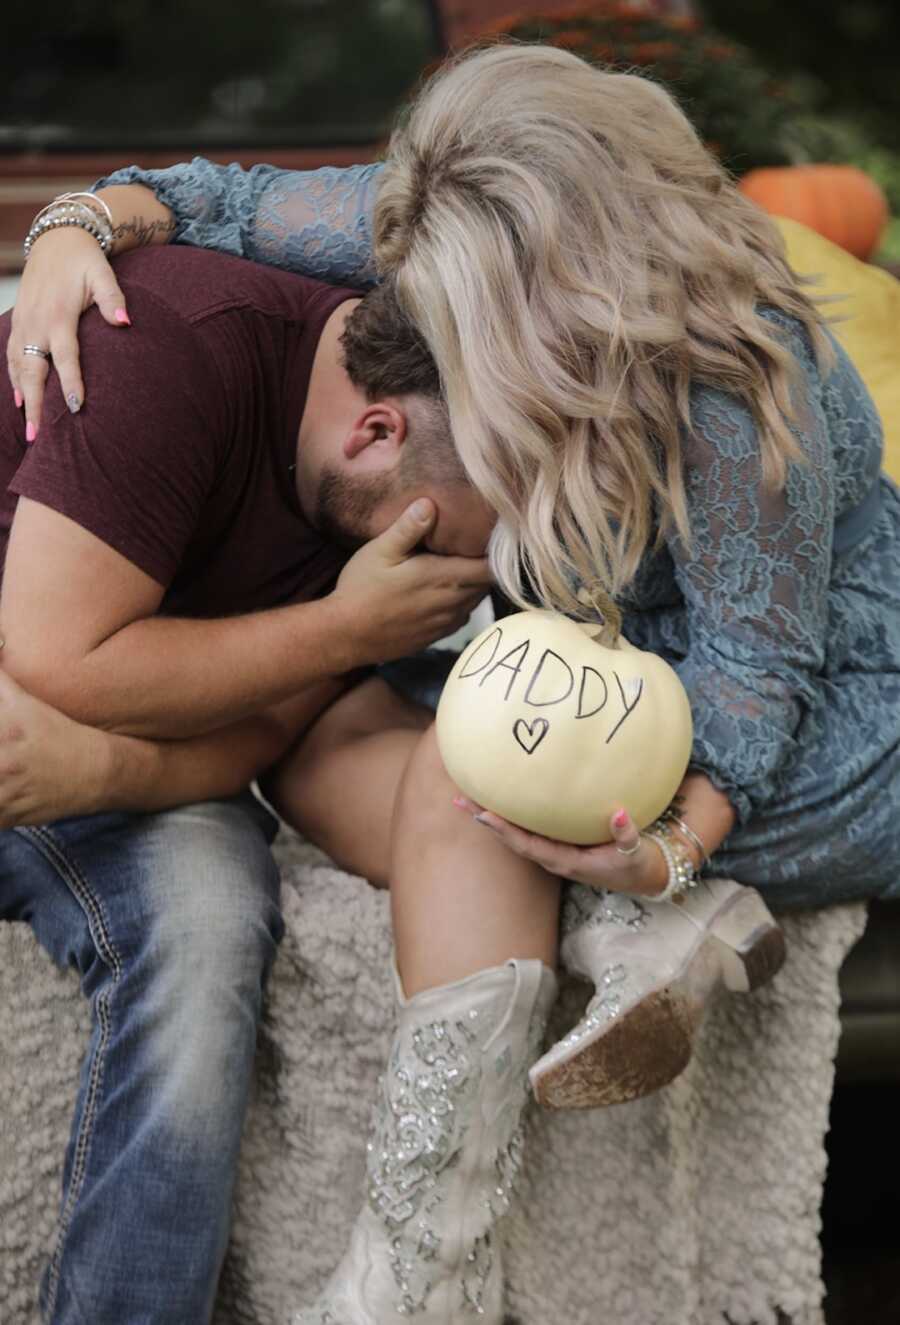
[312,464,398,551]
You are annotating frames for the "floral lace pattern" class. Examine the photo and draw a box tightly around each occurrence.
[95,159,382,286]
[620,314,900,904]
[91,160,900,907]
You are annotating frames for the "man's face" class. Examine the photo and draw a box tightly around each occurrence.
[313,465,495,559]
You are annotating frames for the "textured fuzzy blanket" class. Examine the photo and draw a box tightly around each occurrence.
[0,829,866,1325]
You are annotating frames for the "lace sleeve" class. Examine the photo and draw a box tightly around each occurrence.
[669,318,834,828]
[94,158,382,285]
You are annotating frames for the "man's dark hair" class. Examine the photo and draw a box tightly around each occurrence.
[340,282,466,486]
[340,279,442,400]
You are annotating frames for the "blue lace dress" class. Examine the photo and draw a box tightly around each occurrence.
[95,159,900,908]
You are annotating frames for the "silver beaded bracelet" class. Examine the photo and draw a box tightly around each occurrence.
[28,192,114,233]
[24,193,114,260]
[641,822,701,903]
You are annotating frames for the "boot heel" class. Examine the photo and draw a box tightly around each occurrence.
[707,888,787,993]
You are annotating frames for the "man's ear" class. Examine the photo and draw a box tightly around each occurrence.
[344,401,408,462]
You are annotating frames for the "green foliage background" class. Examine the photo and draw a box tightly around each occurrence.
[702,0,900,262]
[501,2,900,265]
[701,0,899,151]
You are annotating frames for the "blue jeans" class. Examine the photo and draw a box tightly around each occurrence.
[0,792,282,1324]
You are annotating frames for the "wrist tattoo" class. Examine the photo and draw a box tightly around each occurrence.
[111,215,178,250]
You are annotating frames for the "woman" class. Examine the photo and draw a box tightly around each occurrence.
[8,43,900,1323]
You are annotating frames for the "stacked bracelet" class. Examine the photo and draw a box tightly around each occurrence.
[642,827,700,902]
[652,800,710,864]
[641,809,706,903]
[24,192,114,260]
[670,814,708,866]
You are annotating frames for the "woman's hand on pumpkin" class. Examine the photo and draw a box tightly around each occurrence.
[452,796,669,897]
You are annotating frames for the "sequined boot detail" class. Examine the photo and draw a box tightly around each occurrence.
[530,878,786,1110]
[291,958,557,1324]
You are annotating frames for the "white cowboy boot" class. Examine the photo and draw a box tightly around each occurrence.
[530,878,786,1110]
[292,957,557,1325]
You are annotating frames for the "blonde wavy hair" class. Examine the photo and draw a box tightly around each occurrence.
[374,43,833,631]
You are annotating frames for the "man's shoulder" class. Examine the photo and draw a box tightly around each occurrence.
[111,246,346,328]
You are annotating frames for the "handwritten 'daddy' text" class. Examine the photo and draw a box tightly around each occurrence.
[457,626,644,746]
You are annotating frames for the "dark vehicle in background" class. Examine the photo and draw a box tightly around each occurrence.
[0,0,525,269]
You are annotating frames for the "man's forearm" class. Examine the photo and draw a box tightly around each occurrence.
[5,594,358,740]
[96,679,347,813]
[2,497,477,742]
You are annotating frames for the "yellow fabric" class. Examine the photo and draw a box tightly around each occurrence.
[774,216,900,482]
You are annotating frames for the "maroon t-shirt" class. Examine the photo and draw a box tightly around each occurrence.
[0,246,358,617]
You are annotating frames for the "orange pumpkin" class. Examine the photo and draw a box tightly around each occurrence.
[739,165,889,261]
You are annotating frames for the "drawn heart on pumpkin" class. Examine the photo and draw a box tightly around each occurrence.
[513,717,550,755]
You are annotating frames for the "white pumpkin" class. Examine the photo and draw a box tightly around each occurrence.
[436,610,693,845]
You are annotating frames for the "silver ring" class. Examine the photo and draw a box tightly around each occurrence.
[615,838,642,857]
[23,344,51,361]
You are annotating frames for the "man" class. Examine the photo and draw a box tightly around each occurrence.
[0,242,493,1323]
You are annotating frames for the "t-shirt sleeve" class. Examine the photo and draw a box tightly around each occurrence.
[8,286,225,588]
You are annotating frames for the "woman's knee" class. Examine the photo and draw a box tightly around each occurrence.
[296,677,430,759]
[394,723,459,835]
[264,677,430,842]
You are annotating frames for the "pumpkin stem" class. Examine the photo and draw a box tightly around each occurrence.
[577,584,622,646]
[588,620,620,648]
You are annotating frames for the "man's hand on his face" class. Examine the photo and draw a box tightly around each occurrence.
[331,499,493,666]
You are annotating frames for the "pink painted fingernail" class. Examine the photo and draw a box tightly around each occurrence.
[613,809,628,829]
[14,389,23,410]
[452,796,467,810]
[25,421,36,444]
[114,308,131,326]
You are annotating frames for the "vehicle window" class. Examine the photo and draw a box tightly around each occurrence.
[1,1,441,152]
